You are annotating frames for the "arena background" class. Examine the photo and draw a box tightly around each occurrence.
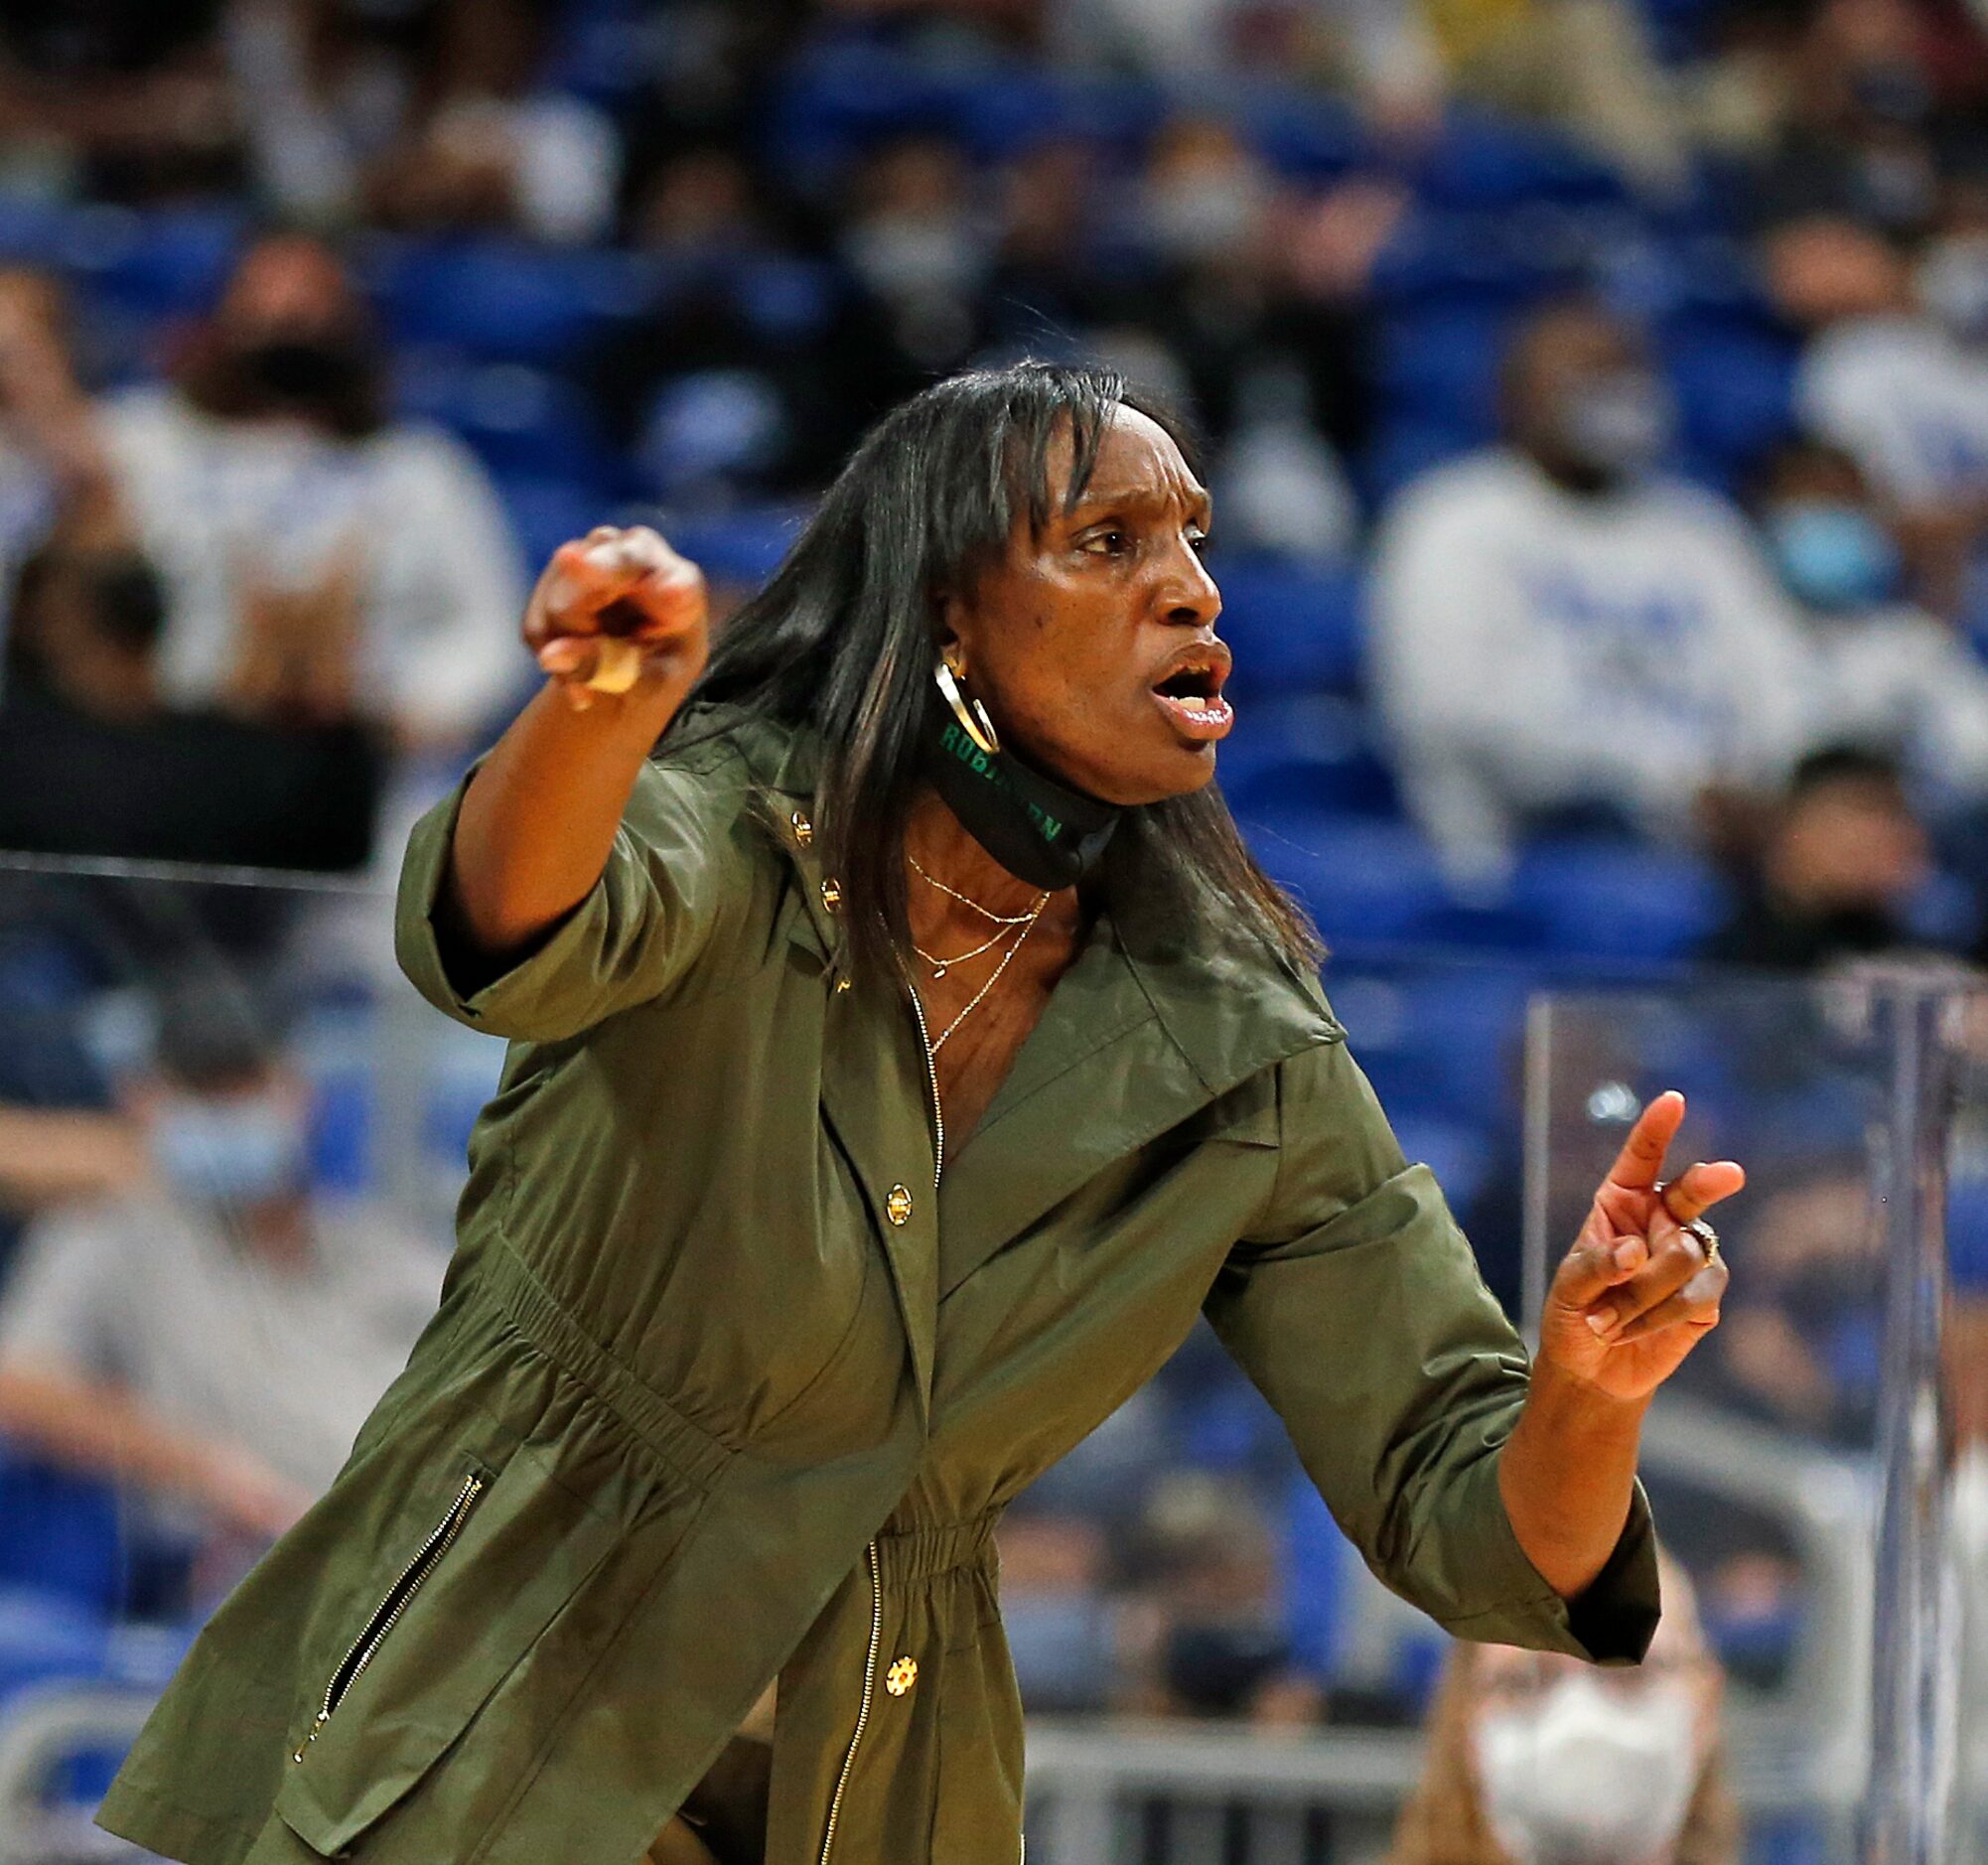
[0,1,1986,1860]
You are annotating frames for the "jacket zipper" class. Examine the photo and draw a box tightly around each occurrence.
[815,982,944,1863]
[292,1470,486,1763]
[816,1538,884,1865]
[905,979,945,1188]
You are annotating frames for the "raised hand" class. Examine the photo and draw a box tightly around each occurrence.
[524,525,708,712]
[1540,1090,1741,1403]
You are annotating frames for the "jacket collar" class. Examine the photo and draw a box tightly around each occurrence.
[682,705,1341,1286]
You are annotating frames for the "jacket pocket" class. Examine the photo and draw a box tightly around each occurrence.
[274,1438,624,1858]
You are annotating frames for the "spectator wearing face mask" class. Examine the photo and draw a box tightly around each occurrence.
[1700,745,1937,973]
[0,982,444,1590]
[96,231,525,756]
[1371,298,1813,882]
[1387,1550,1739,1865]
[1791,183,1988,619]
[1741,0,1960,237]
[1118,1470,1326,1725]
[1753,436,1988,798]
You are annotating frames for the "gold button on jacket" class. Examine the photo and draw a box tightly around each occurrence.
[99,705,1660,1865]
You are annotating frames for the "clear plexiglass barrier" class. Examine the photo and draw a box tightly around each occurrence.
[1527,975,1988,1865]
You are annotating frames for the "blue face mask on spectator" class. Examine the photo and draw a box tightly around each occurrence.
[150,1095,308,1207]
[1768,502,1900,612]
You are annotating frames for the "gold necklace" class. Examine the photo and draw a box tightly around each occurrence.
[922,904,1046,1053]
[908,853,1046,925]
[909,917,1024,979]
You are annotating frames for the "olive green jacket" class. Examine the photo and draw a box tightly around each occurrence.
[97,707,1656,1865]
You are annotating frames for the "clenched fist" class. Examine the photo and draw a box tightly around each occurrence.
[525,525,708,711]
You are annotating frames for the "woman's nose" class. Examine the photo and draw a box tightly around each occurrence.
[1155,536,1221,628]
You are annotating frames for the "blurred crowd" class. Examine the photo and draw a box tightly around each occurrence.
[9,1,1988,1857]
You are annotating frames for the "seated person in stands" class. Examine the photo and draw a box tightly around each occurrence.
[1755,435,1988,797]
[0,982,443,1603]
[0,539,381,870]
[1782,190,1988,622]
[1371,297,1812,881]
[1116,1470,1325,1726]
[1699,746,1935,973]
[1387,1549,1738,1865]
[94,230,525,756]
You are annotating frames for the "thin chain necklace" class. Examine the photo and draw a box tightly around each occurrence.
[908,852,1044,925]
[909,917,1022,979]
[921,902,1046,1053]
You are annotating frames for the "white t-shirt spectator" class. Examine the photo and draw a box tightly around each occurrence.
[1372,449,1813,878]
[0,1193,444,1500]
[99,384,525,745]
[1803,599,1988,796]
[428,93,623,246]
[1797,314,1988,508]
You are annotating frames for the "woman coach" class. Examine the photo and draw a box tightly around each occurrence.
[99,363,1739,1865]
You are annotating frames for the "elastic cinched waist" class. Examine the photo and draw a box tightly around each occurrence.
[872,1510,1002,1586]
[477,1238,737,1498]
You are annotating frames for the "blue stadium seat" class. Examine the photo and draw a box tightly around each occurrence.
[369,239,651,366]
[56,205,247,322]
[1281,1476,1349,1685]
[1510,839,1729,961]
[0,1447,122,1617]
[770,43,1157,171]
[1390,1111,1493,1210]
[1239,809,1453,944]
[0,1591,112,1703]
[667,508,804,590]
[766,42,954,173]
[732,257,839,348]
[1355,417,1480,508]
[1327,964,1533,1119]
[494,475,610,570]
[1636,0,1727,64]
[1660,317,1797,488]
[1212,559,1365,697]
[393,358,611,486]
[1372,301,1513,432]
[1236,85,1363,181]
[1368,215,1579,312]
[1413,110,1632,213]
[0,194,75,269]
[1220,695,1400,821]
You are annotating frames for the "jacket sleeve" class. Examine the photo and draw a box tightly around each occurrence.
[393,747,762,1042]
[1203,1038,1660,1662]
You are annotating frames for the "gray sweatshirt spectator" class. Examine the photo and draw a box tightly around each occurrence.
[1372,299,1812,881]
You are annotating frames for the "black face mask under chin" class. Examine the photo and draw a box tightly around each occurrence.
[921,712,1121,891]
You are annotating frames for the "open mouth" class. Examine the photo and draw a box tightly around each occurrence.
[1150,649,1234,742]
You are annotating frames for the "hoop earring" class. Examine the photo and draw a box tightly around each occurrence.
[934,652,1001,756]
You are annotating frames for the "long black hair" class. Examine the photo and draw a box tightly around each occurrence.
[672,360,1322,986]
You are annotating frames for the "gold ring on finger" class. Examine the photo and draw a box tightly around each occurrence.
[1683,1217,1721,1268]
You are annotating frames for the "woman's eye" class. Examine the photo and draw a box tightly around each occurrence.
[1187,528,1210,554]
[1083,528,1132,556]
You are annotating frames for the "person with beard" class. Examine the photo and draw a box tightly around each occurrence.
[1371,298,1815,883]
[1699,745,1937,972]
[96,231,524,755]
